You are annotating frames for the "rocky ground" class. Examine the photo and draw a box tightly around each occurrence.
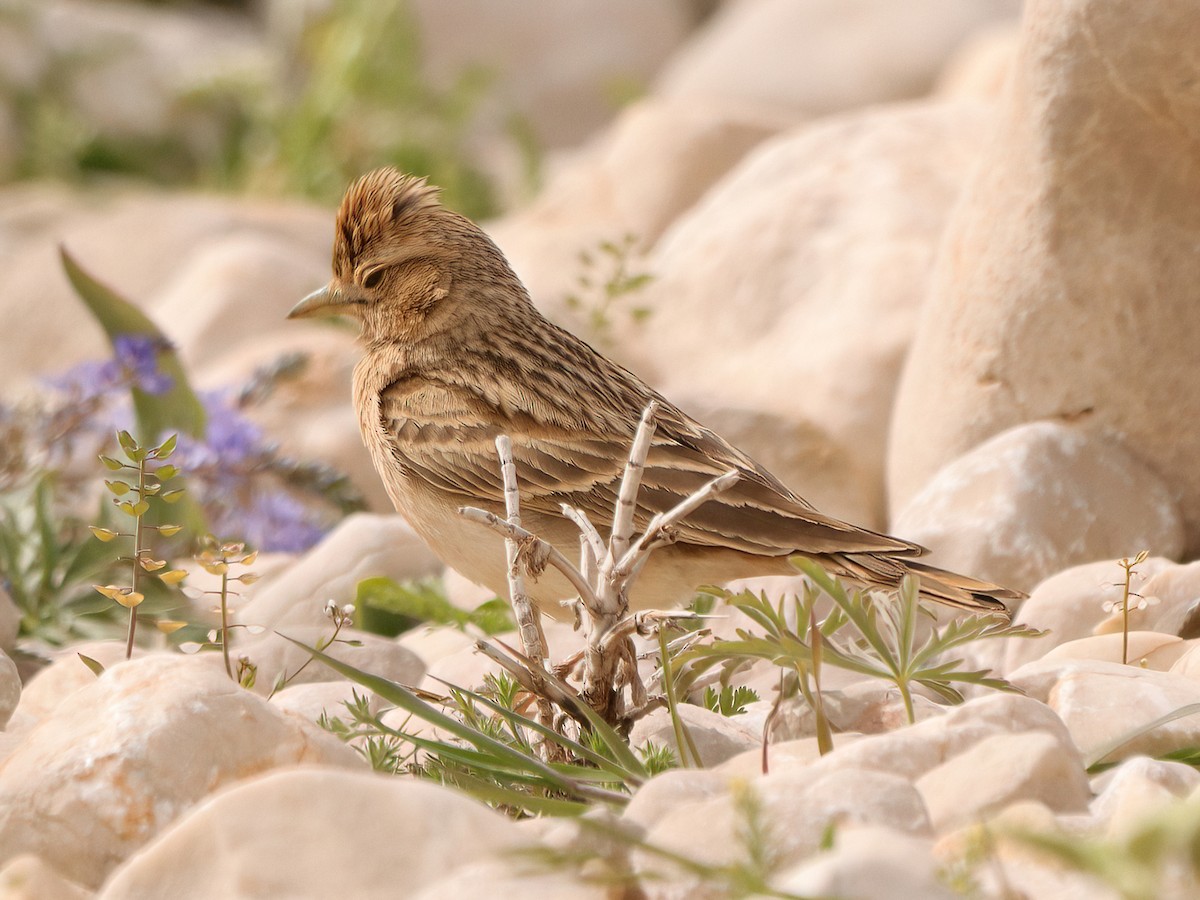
[3,0,1200,897]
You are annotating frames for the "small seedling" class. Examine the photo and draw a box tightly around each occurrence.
[90,431,186,659]
[1103,550,1154,665]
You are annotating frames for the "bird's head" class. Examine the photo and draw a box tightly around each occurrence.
[288,167,525,344]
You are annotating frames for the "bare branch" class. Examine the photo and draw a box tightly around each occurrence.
[561,503,606,565]
[458,507,600,608]
[615,469,740,577]
[611,401,659,563]
[495,436,547,674]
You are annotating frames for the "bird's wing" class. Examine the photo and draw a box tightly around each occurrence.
[377,373,917,559]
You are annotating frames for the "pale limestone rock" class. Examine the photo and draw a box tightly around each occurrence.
[892,423,1184,594]
[1136,561,1200,637]
[776,825,955,900]
[1000,558,1176,674]
[1042,633,1189,670]
[236,513,441,631]
[890,0,1200,556]
[0,656,360,888]
[1010,659,1200,761]
[937,801,1121,900]
[490,96,790,317]
[268,679,387,722]
[0,650,18,731]
[916,731,1090,832]
[1090,757,1200,838]
[934,22,1019,101]
[413,860,606,900]
[657,0,1019,116]
[623,768,733,834]
[98,767,521,899]
[791,693,1075,784]
[0,854,90,900]
[408,0,697,149]
[0,187,329,392]
[151,232,330,371]
[718,735,865,782]
[619,101,992,527]
[11,642,219,731]
[629,703,761,768]
[638,767,929,896]
[236,626,424,698]
[395,624,478,670]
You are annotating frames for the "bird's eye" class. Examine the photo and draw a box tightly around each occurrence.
[363,268,385,289]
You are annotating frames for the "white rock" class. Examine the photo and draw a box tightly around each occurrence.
[916,731,1090,832]
[657,0,1020,116]
[1090,756,1200,837]
[236,513,442,631]
[892,422,1184,594]
[0,649,19,731]
[1010,659,1200,761]
[630,703,761,769]
[11,641,214,731]
[620,101,994,526]
[491,96,790,316]
[889,0,1200,557]
[413,860,605,900]
[776,825,955,900]
[98,767,521,899]
[1136,561,1200,636]
[269,679,387,723]
[794,692,1075,784]
[623,768,734,833]
[0,854,90,900]
[935,22,1020,101]
[236,626,424,698]
[1041,633,1190,670]
[0,655,361,887]
[1000,558,1176,674]
[640,767,929,893]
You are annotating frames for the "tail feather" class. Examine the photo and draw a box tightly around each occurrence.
[823,553,1024,616]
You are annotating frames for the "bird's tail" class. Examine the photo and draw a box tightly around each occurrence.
[900,560,1023,614]
[823,553,1024,616]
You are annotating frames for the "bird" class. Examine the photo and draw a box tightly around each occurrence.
[289,167,1022,617]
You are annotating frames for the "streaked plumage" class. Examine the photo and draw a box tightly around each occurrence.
[289,168,1022,615]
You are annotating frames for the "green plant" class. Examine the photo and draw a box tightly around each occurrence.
[563,233,654,343]
[703,684,760,717]
[90,431,187,658]
[1103,550,1152,665]
[680,559,1042,729]
[354,576,513,637]
[190,537,260,678]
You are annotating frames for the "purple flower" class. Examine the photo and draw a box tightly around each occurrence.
[48,334,173,400]
[176,391,263,470]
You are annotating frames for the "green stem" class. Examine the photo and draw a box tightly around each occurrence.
[220,568,232,679]
[1122,563,1131,666]
[896,678,916,726]
[126,458,145,660]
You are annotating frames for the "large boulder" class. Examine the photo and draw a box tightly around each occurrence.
[616,101,991,526]
[890,0,1200,554]
[98,768,523,899]
[892,421,1185,593]
[0,655,360,888]
[657,0,1020,116]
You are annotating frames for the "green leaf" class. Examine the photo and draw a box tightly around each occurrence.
[153,434,178,459]
[60,248,206,441]
[77,654,105,677]
[355,577,513,637]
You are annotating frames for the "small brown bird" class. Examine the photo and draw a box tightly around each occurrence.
[289,168,1021,615]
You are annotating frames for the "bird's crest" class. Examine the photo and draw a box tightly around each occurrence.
[332,168,442,275]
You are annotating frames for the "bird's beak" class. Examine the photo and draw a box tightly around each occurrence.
[288,284,349,320]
